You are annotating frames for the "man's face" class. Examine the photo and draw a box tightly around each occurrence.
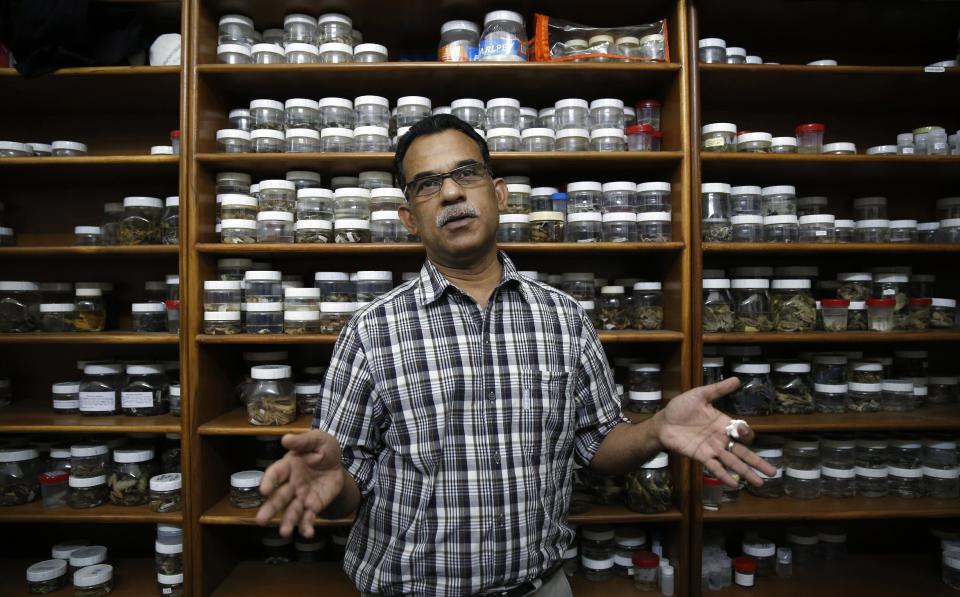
[398,130,507,264]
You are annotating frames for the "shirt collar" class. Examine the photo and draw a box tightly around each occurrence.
[415,250,530,307]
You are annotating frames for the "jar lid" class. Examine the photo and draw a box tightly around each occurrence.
[333,187,371,199]
[285,127,320,140]
[848,382,881,392]
[632,550,660,568]
[820,299,850,308]
[222,219,256,230]
[743,541,776,557]
[823,141,856,153]
[701,182,731,194]
[731,278,769,289]
[251,364,291,380]
[601,212,636,223]
[151,472,181,491]
[257,211,295,222]
[252,43,283,55]
[113,448,155,463]
[581,526,614,541]
[155,540,183,554]
[204,280,243,291]
[589,98,624,110]
[314,272,350,281]
[883,379,914,392]
[131,302,167,313]
[297,188,333,199]
[320,127,355,139]
[701,122,737,135]
[441,19,480,34]
[71,443,108,457]
[52,381,81,394]
[786,529,819,545]
[158,573,184,585]
[499,214,529,224]
[397,95,432,109]
[932,297,957,308]
[701,279,732,290]
[632,183,669,195]
[599,285,624,295]
[320,301,358,313]
[633,282,662,291]
[703,357,724,368]
[641,451,669,468]
[284,310,320,322]
[319,42,354,54]
[761,185,796,196]
[890,219,918,229]
[352,96,390,111]
[231,470,264,488]
[626,123,655,135]
[566,212,602,223]
[39,303,76,313]
[284,287,321,299]
[486,97,521,109]
[369,211,400,222]
[737,132,772,143]
[528,211,564,222]
[0,448,38,462]
[488,127,521,139]
[333,218,371,230]
[554,98,589,110]
[245,270,283,281]
[834,219,855,228]
[909,297,932,306]
[295,383,322,394]
[69,474,106,488]
[354,270,392,282]
[865,298,895,308]
[753,447,783,458]
[815,383,847,393]
[73,563,113,587]
[729,214,763,225]
[702,476,722,486]
[866,145,898,155]
[769,136,798,147]
[773,362,811,373]
[771,279,811,289]
[123,196,163,209]
[318,96,354,110]
[220,14,253,26]
[698,38,727,48]
[763,215,798,225]
[26,559,68,582]
[733,363,770,374]
[837,272,872,282]
[555,128,589,140]
[874,273,907,283]
[51,140,88,152]
[798,214,835,225]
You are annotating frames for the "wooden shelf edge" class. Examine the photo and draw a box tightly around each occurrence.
[0,246,179,257]
[195,242,684,254]
[700,153,960,165]
[0,403,181,433]
[198,412,311,436]
[699,63,960,75]
[0,332,179,345]
[0,501,182,524]
[703,242,960,253]
[197,61,682,74]
[703,331,960,343]
[0,155,179,166]
[736,405,960,432]
[195,151,685,163]
[196,330,683,345]
[702,495,960,522]
[0,66,180,77]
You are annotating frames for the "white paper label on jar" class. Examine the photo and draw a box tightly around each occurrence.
[734,571,754,587]
[79,391,116,412]
[901,147,915,155]
[820,466,855,479]
[629,391,662,402]
[816,230,827,236]
[121,391,156,409]
[703,137,726,148]
[53,399,80,409]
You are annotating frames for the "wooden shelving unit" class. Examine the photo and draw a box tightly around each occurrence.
[688,0,960,594]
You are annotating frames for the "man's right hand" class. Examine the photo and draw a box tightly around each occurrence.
[256,430,354,538]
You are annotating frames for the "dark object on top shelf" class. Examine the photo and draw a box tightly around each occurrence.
[0,0,149,77]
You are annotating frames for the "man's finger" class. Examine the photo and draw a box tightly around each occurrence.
[299,509,317,539]
[282,430,327,453]
[718,448,764,487]
[256,479,297,526]
[704,459,738,488]
[279,495,304,538]
[260,458,291,498]
[734,443,778,477]
[699,377,741,405]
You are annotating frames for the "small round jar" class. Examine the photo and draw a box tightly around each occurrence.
[505,184,531,214]
[837,272,872,302]
[245,302,283,334]
[770,136,798,153]
[251,43,284,64]
[256,211,294,243]
[636,212,672,242]
[726,46,747,63]
[701,122,737,152]
[354,43,387,63]
[333,187,371,220]
[68,473,108,508]
[204,280,242,313]
[250,99,284,131]
[250,129,284,153]
[0,448,40,505]
[742,538,777,577]
[283,128,319,153]
[354,271,392,303]
[731,215,763,243]
[318,12,352,44]
[555,128,589,152]
[730,363,774,415]
[354,95,390,128]
[486,97,521,129]
[784,438,822,499]
[601,213,637,242]
[296,188,334,221]
[799,214,835,242]
[833,219,855,243]
[888,463,923,498]
[731,278,772,332]
[204,311,241,335]
[822,142,857,155]
[554,98,589,131]
[0,141,31,157]
[52,381,81,414]
[698,38,727,63]
[928,377,960,405]
[284,310,320,334]
[729,186,762,216]
[589,98,624,130]
[737,132,772,153]
[597,286,629,330]
[748,446,784,498]
[354,126,390,152]
[295,220,333,244]
[519,107,537,130]
[246,365,295,425]
[866,298,896,332]
[889,219,918,243]
[537,107,556,130]
[797,196,829,217]
[855,219,891,243]
[73,564,113,595]
[131,302,166,333]
[701,182,732,242]
[770,279,815,331]
[319,97,356,129]
[73,226,102,246]
[771,362,815,414]
[795,123,825,153]
[881,379,914,411]
[631,282,663,330]
[812,355,847,385]
[53,141,89,157]
[496,214,530,242]
[565,213,602,242]
[520,127,555,152]
[450,99,485,128]
[319,301,357,334]
[26,559,68,594]
[786,528,820,565]
[284,98,319,131]
[68,545,107,574]
[216,172,251,196]
[626,363,662,412]
[939,218,960,242]
[119,196,163,244]
[320,128,356,152]
[636,182,671,213]
[334,219,371,243]
[853,196,888,220]
[395,96,432,128]
[855,463,889,498]
[761,185,797,216]
[221,219,256,243]
[820,298,850,332]
[906,297,931,330]
[370,211,406,243]
[39,303,76,332]
[566,181,602,214]
[814,383,848,413]
[590,128,626,152]
[528,212,564,242]
[486,128,520,152]
[283,42,318,64]
[230,470,264,508]
[626,124,655,152]
[295,383,321,416]
[318,42,353,63]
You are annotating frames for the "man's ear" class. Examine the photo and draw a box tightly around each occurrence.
[398,203,418,236]
[492,177,508,213]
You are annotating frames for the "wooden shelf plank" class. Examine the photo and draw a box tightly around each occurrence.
[0,401,181,434]
[198,62,681,75]
[699,152,960,182]
[212,561,358,597]
[0,245,178,257]
[731,404,960,433]
[703,242,960,253]
[700,63,960,75]
[0,66,181,77]
[703,331,960,344]
[568,504,682,524]
[703,492,960,522]
[201,496,353,527]
[0,500,181,524]
[199,411,310,436]
[701,153,960,165]
[711,554,953,597]
[196,330,684,346]
[0,332,179,345]
[196,242,684,255]
[0,155,178,166]
[0,558,163,597]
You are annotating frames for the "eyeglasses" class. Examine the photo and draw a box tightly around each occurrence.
[404,162,490,200]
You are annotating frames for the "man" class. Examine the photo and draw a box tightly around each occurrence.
[257,115,774,596]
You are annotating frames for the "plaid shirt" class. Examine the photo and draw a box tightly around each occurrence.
[315,251,623,596]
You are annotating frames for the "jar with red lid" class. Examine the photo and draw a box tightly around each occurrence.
[627,124,655,152]
[631,550,660,591]
[734,556,757,587]
[795,123,825,153]
[866,298,896,331]
[40,470,69,509]
[907,297,932,330]
[635,100,661,131]
[702,475,723,510]
[821,298,849,332]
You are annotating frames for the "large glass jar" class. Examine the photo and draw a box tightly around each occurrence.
[108,448,156,506]
[748,445,784,498]
[701,122,736,152]
[626,363,662,413]
[771,362,814,414]
[121,363,168,416]
[118,196,162,244]
[729,363,774,415]
[74,288,106,332]
[247,365,296,426]
[771,279,815,331]
[597,286,629,330]
[70,443,108,479]
[631,282,663,330]
[784,437,821,499]
[79,363,122,415]
[702,279,735,333]
[0,448,40,505]
[624,452,672,513]
[701,183,732,242]
[732,279,772,332]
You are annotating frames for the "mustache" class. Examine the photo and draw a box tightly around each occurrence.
[436,203,480,227]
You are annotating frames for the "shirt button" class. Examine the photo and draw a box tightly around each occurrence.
[493,452,501,465]
[487,390,495,401]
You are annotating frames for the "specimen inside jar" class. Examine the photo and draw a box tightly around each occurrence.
[69,483,108,509]
[223,229,257,244]
[623,469,673,513]
[933,308,956,328]
[597,305,630,330]
[118,222,160,244]
[771,293,816,332]
[73,310,106,332]
[295,230,331,243]
[247,394,296,425]
[837,281,870,302]
[319,313,352,334]
[773,381,814,414]
[703,302,735,332]
[156,552,183,576]
[847,309,868,330]
[908,304,931,329]
[702,220,732,242]
[40,311,75,332]
[335,229,371,243]
[587,473,623,505]
[634,305,663,330]
[108,465,151,506]
[730,381,774,415]
[530,220,563,242]
[150,490,181,513]
[0,476,37,506]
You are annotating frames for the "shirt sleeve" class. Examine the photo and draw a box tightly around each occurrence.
[314,321,381,497]
[571,309,628,467]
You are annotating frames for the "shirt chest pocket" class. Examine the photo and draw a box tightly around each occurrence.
[513,369,574,460]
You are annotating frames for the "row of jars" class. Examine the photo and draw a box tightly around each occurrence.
[738,434,960,501]
[566,524,670,588]
[55,361,180,416]
[497,211,672,243]
[36,294,178,334]
[72,197,179,246]
[701,185,960,243]
[0,140,87,157]
[217,12,374,62]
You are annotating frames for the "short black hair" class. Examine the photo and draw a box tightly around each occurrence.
[393,114,491,188]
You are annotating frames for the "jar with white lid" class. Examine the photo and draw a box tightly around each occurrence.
[629,282,662,330]
[487,128,520,152]
[813,383,848,413]
[590,128,626,152]
[554,98,589,131]
[294,382,322,416]
[0,141,31,157]
[520,128,555,152]
[107,447,156,506]
[798,215,835,242]
[586,34,616,62]
[931,298,957,328]
[823,142,857,155]
[886,219,918,243]
[771,278,815,331]
[70,443,108,480]
[396,96,432,128]
[244,301,282,334]
[320,301,357,334]
[449,98,484,128]
[625,363,661,411]
[636,212,672,242]
[246,364,296,425]
[216,42,253,64]
[73,288,106,332]
[68,471,108,508]
[0,226,12,246]
[623,452,672,515]
[73,563,114,595]
[698,38,727,63]
[118,196,162,244]
[318,97,356,129]
[524,187,555,212]
[496,214,530,242]
[318,13,352,45]
[282,13,317,45]
[282,42,317,64]
[221,219,256,243]
[737,132,772,153]
[784,438,821,499]
[0,448,40,505]
[354,271,392,302]
[292,220,331,244]
[636,182,671,213]
[335,219,371,243]
[52,381,81,414]
[351,126,389,152]
[355,95,390,128]
[282,128,318,153]
[732,278,772,332]
[731,215,763,242]
[477,10,526,61]
[702,279,735,333]
[250,43,283,64]
[319,127,355,152]
[565,213,602,242]
[565,181,601,214]
[38,303,75,332]
[204,311,241,335]
[771,362,814,414]
[853,219,890,243]
[319,42,353,63]
[761,185,797,216]
[294,188,333,221]
[333,187,371,221]
[69,225,101,247]
[218,14,253,44]
[485,98,521,129]
[729,363,774,415]
[522,211,563,243]
[229,469,265,509]
[589,99,624,130]
[601,213,637,242]
[518,106,537,130]
[354,43,387,63]
[701,182,732,242]
[218,194,256,221]
[881,379,915,411]
[764,215,799,243]
[501,184,530,214]
[283,310,320,334]
[78,363,122,415]
[26,559,69,594]
[249,99,284,131]
[938,218,960,242]
[256,211,294,243]
[555,128,589,152]
[726,186,760,217]
[314,272,353,302]
[217,172,251,196]
[249,129,282,153]
[537,107,556,130]
[130,302,166,333]
[701,122,737,152]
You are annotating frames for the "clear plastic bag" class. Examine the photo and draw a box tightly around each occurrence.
[532,14,670,63]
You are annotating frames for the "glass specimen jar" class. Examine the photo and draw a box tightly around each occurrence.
[39,303,75,332]
[318,42,353,63]
[597,286,629,330]
[395,96,431,127]
[204,311,241,335]
[119,196,162,244]
[26,559,69,594]
[251,43,283,64]
[555,128,589,152]
[52,381,81,414]
[554,98,589,131]
[938,219,960,242]
[284,128,319,153]
[221,220,256,243]
[636,212,672,242]
[589,98,624,130]
[566,181,602,214]
[351,43,385,63]
[319,127,355,152]
[218,14,253,44]
[797,196,829,216]
[505,184,531,214]
[732,278,772,332]
[68,473,108,508]
[496,214,529,242]
[486,97,521,129]
[866,298,896,331]
[73,288,106,331]
[837,272,872,302]
[245,302,282,334]
[771,279,815,331]
[450,98,485,128]
[74,226,102,246]
[799,214,836,242]
[730,363,774,415]
[928,377,960,404]
[771,362,815,414]
[73,564,113,595]
[50,141,88,156]
[131,302,166,333]
[737,132,772,153]
[250,129,283,153]
[795,123,825,153]
[294,220,332,244]
[626,363,662,412]
[729,186,761,216]
[590,128,627,152]
[518,128,554,152]
[761,185,797,216]
[701,122,737,152]
[834,219,855,242]
[529,212,564,242]
[0,448,40,505]
[565,213,602,242]
[821,298,849,331]
[601,212,637,242]
[770,136,798,153]
[636,182,671,213]
[246,365,296,425]
[121,363,167,416]
[296,188,334,221]
[354,95,390,128]
[889,219,918,243]
[881,379,915,411]
[108,447,156,506]
[229,470,264,509]
[743,538,777,577]
[354,126,390,152]
[853,196,887,220]
[855,219,890,243]
[631,551,660,590]
[256,211,294,243]
[79,363,122,415]
[702,183,732,242]
[0,280,40,332]
[822,142,856,155]
[729,215,762,242]
[906,297,931,330]
[625,124,654,151]
[814,383,848,413]
[319,301,357,334]
[624,452,672,513]
[784,437,821,499]
[631,282,663,330]
[702,279,735,333]
[698,38,727,63]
